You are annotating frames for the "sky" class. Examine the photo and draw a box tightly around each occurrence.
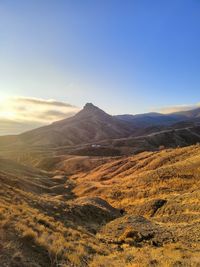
[0,0,200,134]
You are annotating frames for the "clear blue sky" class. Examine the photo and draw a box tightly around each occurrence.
[0,0,200,114]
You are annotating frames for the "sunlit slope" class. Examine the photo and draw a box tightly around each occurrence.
[0,157,122,267]
[72,144,200,210]
[71,145,200,266]
[2,145,200,266]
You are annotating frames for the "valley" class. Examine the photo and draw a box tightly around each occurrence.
[1,143,200,266]
[2,1,200,266]
[1,104,200,266]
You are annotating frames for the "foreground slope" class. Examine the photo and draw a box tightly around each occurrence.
[72,145,200,210]
[71,145,200,265]
[2,144,200,266]
[0,157,122,267]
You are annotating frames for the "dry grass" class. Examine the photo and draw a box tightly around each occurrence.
[90,243,200,267]
[72,145,200,211]
[0,197,109,267]
[2,145,200,266]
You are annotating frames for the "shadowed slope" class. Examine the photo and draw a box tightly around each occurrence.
[0,156,123,267]
[0,103,135,148]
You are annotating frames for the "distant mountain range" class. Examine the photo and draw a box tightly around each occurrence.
[1,103,200,152]
[115,107,200,127]
[1,103,135,147]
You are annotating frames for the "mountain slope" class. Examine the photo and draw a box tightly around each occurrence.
[107,125,200,153]
[115,112,185,127]
[2,104,200,153]
[172,107,200,118]
[116,107,200,129]
[2,144,200,266]
[0,103,135,148]
[60,145,200,265]
[72,145,200,210]
[0,156,122,267]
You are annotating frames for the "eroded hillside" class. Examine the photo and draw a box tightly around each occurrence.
[1,145,200,266]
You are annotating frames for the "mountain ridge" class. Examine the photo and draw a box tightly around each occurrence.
[1,103,200,151]
[6,103,135,147]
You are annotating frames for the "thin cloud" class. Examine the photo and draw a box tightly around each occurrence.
[0,96,80,135]
[13,96,75,108]
[157,103,200,114]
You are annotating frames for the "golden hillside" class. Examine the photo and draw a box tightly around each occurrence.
[1,145,200,266]
[72,145,200,210]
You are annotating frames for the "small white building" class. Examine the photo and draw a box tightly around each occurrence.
[91,144,101,148]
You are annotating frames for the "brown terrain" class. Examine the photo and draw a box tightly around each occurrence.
[1,103,200,158]
[1,144,200,266]
[1,104,200,266]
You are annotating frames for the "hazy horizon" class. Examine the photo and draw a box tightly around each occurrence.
[1,96,200,136]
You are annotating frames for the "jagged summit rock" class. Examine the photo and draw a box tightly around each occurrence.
[73,103,112,121]
[83,103,97,110]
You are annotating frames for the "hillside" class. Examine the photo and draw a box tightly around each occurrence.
[108,125,200,153]
[2,105,200,266]
[173,107,200,118]
[1,145,200,266]
[71,145,200,265]
[1,105,200,155]
[72,144,200,209]
[0,103,135,148]
[115,112,184,127]
[116,107,200,127]
[0,157,122,266]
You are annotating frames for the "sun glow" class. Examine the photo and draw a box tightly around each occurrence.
[0,93,10,101]
[0,110,16,120]
[0,95,79,125]
[0,95,16,120]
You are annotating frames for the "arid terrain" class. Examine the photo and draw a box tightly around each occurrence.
[1,105,200,266]
[1,144,200,266]
[2,0,200,265]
